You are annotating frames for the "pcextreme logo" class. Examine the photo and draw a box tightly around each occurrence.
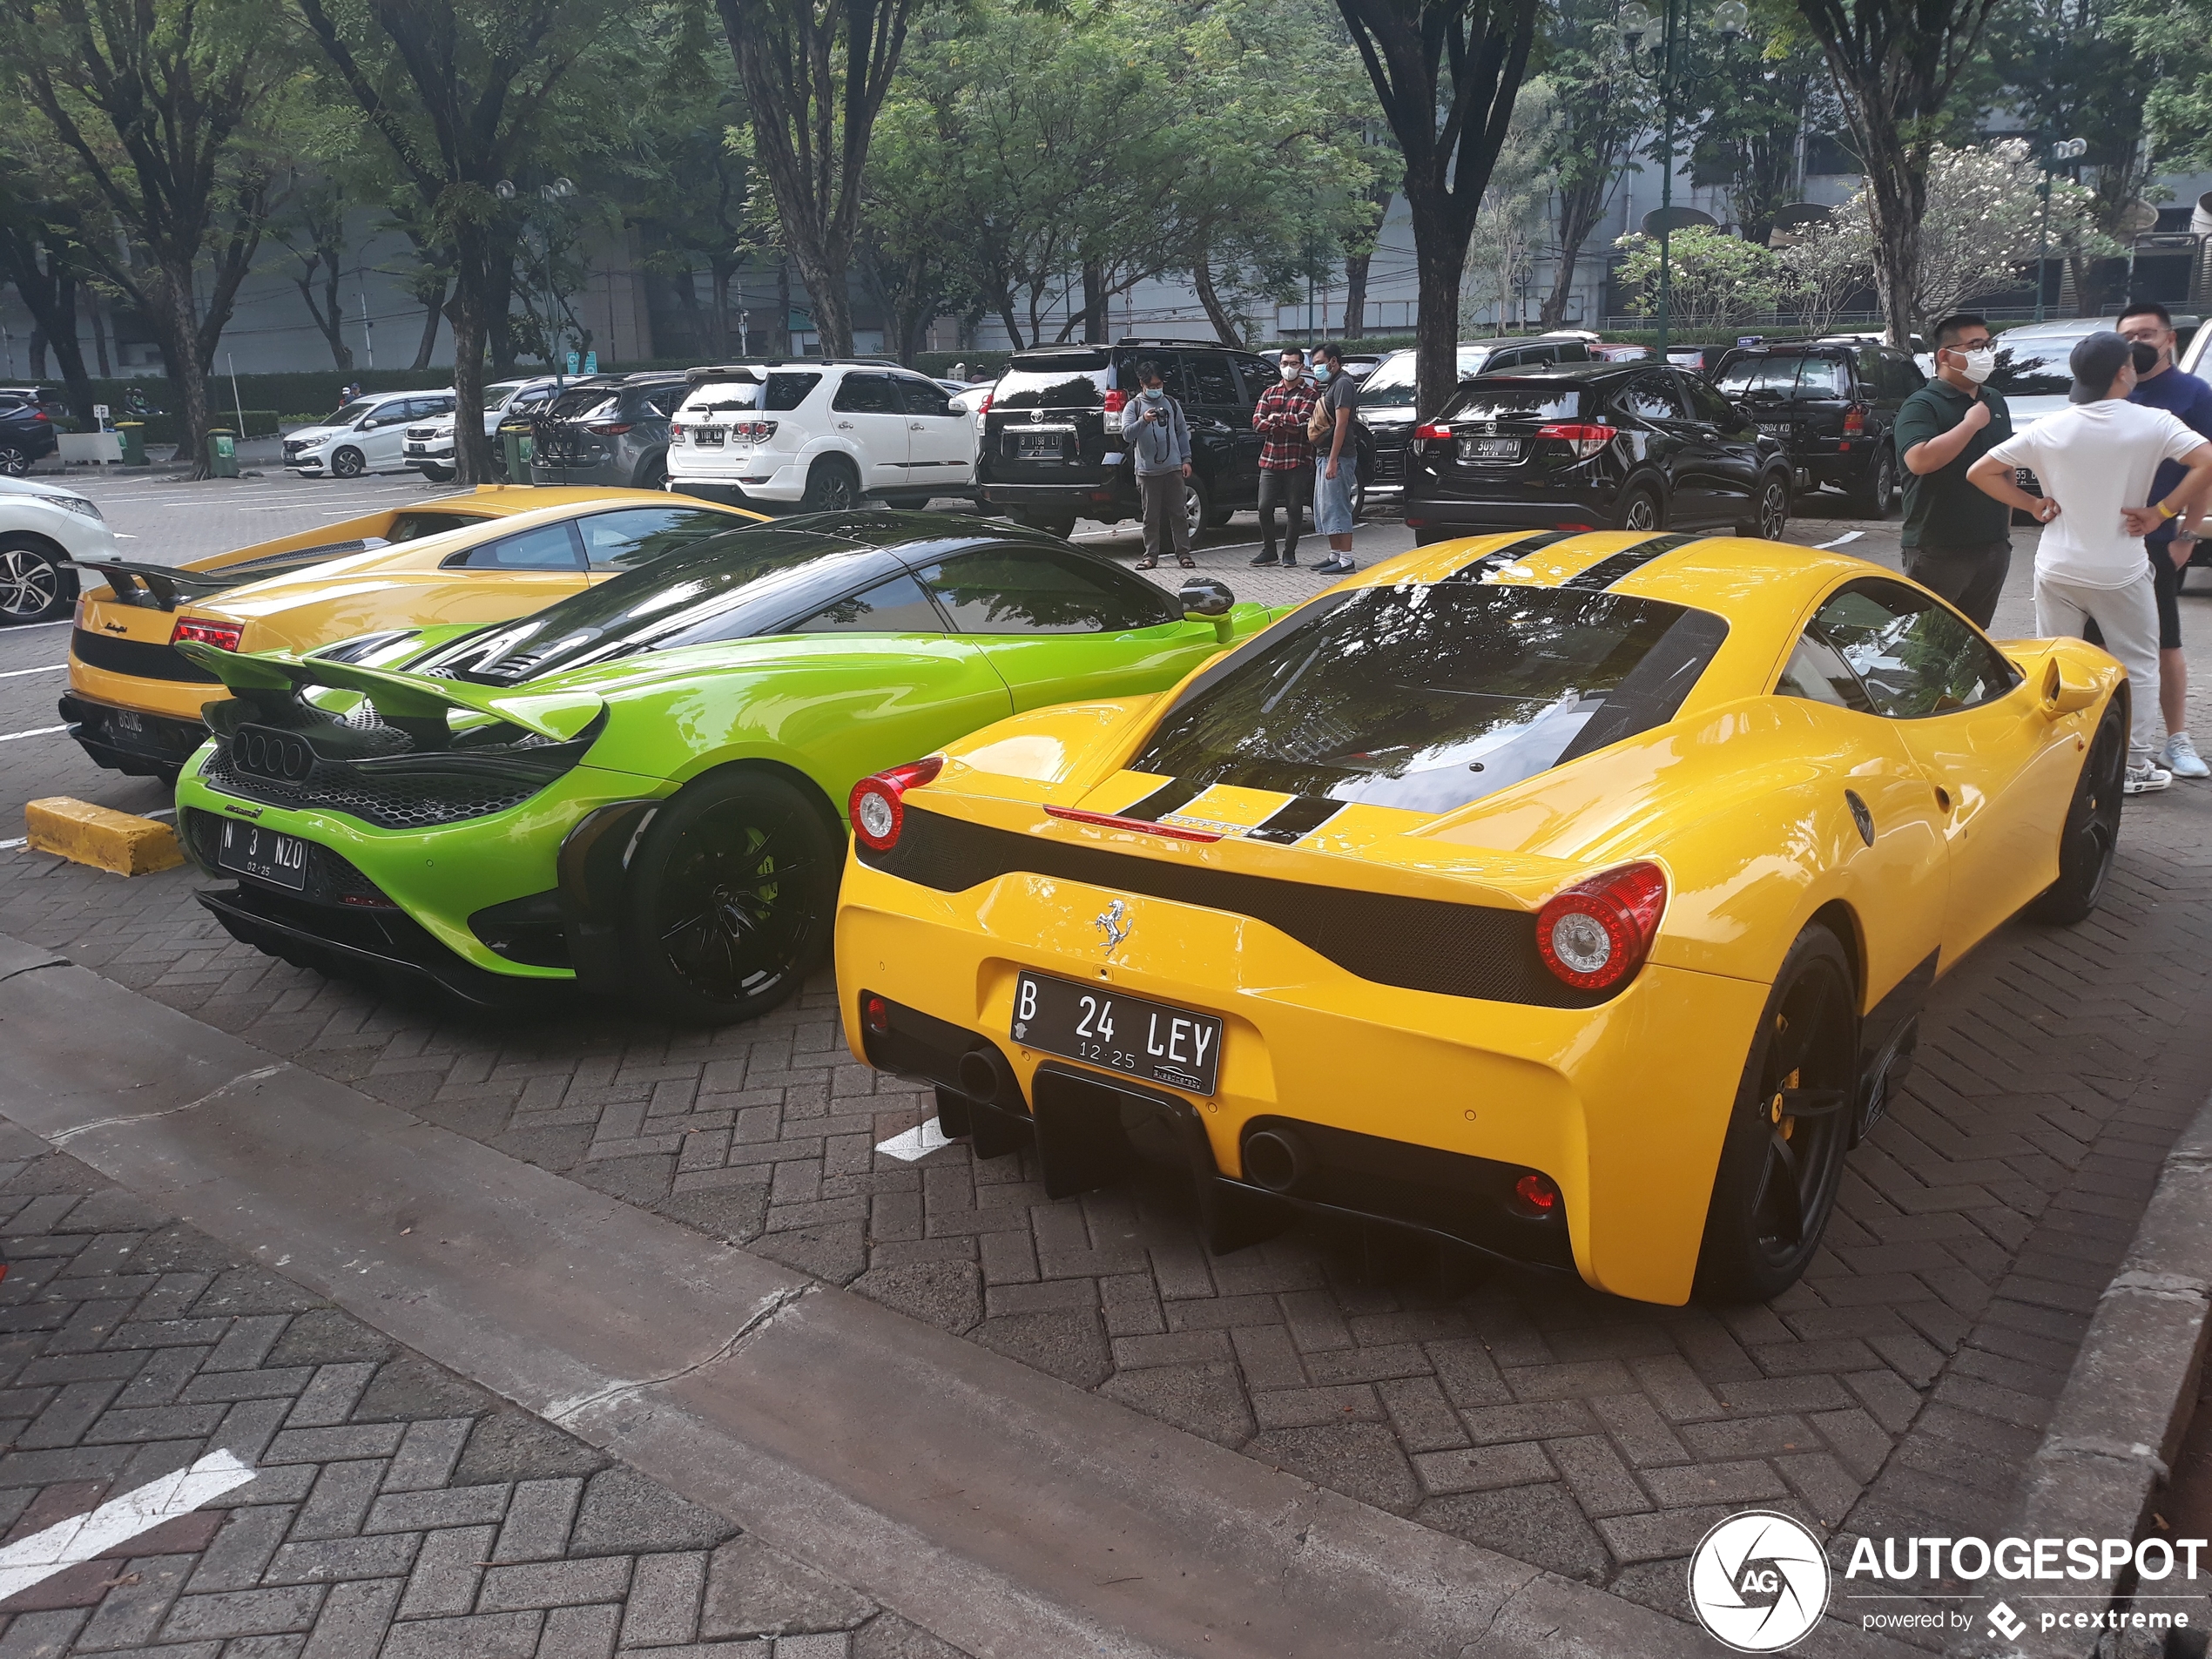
[1687,1511,1830,1652]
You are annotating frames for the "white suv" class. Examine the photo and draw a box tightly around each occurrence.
[405,377,560,482]
[665,361,976,513]
[283,390,456,478]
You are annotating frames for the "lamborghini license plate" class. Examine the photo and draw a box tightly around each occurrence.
[1012,970,1223,1096]
[217,819,309,891]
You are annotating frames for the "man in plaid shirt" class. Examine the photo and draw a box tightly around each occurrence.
[1251,346,1318,566]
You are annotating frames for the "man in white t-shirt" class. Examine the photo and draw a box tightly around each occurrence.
[1967,330,2212,792]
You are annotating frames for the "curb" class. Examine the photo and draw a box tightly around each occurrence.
[0,933,1932,1659]
[1951,1087,2212,1659]
[24,796,184,874]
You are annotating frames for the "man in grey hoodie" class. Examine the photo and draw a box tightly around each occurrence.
[1121,360,1195,569]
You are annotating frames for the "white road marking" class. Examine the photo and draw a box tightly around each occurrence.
[0,1449,255,1602]
[1816,531,1865,549]
[875,1117,954,1161]
[0,620,74,631]
[0,664,63,678]
[0,725,66,743]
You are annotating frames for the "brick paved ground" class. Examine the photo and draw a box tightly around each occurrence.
[0,1126,962,1659]
[10,503,2212,1646]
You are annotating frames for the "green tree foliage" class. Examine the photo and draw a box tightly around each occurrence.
[1612,224,1789,331]
[1529,0,1655,328]
[1677,29,1833,249]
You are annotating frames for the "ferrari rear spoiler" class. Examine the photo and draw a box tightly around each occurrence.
[70,545,374,610]
[173,642,604,743]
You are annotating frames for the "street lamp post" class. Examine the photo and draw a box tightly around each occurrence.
[1619,0,1746,358]
[2034,138,2087,324]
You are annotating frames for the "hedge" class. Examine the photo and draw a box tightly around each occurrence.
[107,410,280,443]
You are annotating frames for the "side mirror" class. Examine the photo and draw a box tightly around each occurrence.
[2040,659,2100,718]
[1179,577,1234,617]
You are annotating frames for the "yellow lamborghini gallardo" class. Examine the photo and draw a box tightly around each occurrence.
[833,529,2128,1306]
[64,486,762,779]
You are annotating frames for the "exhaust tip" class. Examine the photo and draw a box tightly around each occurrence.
[957,1048,1009,1103]
[1242,1127,1310,1194]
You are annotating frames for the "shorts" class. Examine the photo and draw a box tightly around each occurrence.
[1314,455,1358,536]
[2149,540,2184,650]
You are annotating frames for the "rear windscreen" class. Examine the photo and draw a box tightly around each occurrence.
[995,357,1110,409]
[548,387,617,421]
[1988,341,2075,399]
[1437,387,1585,424]
[1130,583,1727,814]
[1716,356,1849,400]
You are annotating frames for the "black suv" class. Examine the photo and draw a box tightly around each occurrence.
[1358,336,1595,509]
[1401,362,1792,542]
[1710,341,1924,517]
[976,339,1278,538]
[528,372,688,489]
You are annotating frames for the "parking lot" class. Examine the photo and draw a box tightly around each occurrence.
[3,464,2211,1652]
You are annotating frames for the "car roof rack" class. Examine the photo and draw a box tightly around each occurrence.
[685,357,901,384]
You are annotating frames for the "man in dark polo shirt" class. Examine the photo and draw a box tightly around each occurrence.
[1896,312,2013,627]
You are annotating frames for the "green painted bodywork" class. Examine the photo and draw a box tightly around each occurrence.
[173,604,1272,980]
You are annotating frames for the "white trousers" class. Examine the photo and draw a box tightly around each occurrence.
[2034,566,2161,763]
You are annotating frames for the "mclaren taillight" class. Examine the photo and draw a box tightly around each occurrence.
[1534,862,1667,992]
[1536,422,1618,460]
[849,756,945,851]
[171,617,244,651]
[586,421,633,435]
[1102,389,1125,418]
[1413,422,1454,442]
[1842,405,1866,435]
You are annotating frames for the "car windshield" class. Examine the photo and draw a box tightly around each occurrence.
[412,529,891,684]
[1130,583,1728,814]
[1987,338,2080,398]
[1358,348,1502,410]
[1437,387,1586,423]
[481,386,523,411]
[995,355,1110,409]
[325,401,375,426]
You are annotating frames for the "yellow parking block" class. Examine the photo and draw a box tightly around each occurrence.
[24,798,185,876]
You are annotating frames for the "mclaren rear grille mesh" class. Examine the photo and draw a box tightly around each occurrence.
[859,806,1606,1008]
[199,746,546,831]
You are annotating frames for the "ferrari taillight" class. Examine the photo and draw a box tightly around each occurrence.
[1534,863,1667,992]
[171,617,244,651]
[850,756,945,851]
[1536,422,1619,460]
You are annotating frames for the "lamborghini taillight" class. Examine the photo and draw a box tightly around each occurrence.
[172,617,243,651]
[1534,863,1667,991]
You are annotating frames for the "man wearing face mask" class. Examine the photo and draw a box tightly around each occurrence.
[1968,330,2212,794]
[1120,360,1195,570]
[1896,313,2013,627]
[1250,347,1318,567]
[2120,299,2212,779]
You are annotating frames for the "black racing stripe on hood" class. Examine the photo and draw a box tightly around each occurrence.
[1562,535,1704,590]
[1443,529,1577,583]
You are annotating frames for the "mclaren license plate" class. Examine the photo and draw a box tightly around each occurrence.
[1457,435,1522,462]
[1012,970,1223,1096]
[1014,432,1065,459]
[216,819,309,892]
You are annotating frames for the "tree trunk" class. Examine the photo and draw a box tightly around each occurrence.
[410,278,446,372]
[1341,248,1372,341]
[772,260,792,355]
[155,262,215,478]
[1411,208,1470,421]
[1081,259,1109,343]
[28,330,46,377]
[295,261,356,371]
[1541,175,1612,328]
[1192,253,1242,346]
[995,294,1025,351]
[447,236,496,485]
[1861,149,1925,347]
[786,244,852,354]
[88,291,111,377]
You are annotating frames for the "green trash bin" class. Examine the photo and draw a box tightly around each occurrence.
[206,428,239,478]
[499,424,536,483]
[113,421,145,467]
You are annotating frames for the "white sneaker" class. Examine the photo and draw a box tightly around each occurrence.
[2163,732,2210,779]
[2126,760,2174,794]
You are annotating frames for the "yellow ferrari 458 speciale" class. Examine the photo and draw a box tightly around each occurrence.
[834,529,2128,1307]
[63,486,764,779]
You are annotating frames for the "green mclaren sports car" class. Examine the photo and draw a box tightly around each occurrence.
[172,511,1268,1022]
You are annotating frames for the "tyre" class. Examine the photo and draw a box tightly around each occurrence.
[2026,695,2126,925]
[801,456,860,514]
[1849,445,1896,519]
[1413,525,1455,546]
[618,768,840,1025]
[421,465,455,483]
[331,446,366,479]
[0,445,30,478]
[1693,925,1858,1302]
[1613,483,1663,532]
[1737,474,1791,540]
[0,536,78,624]
[633,455,670,490]
[1183,475,1212,542]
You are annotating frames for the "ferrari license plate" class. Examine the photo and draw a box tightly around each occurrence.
[1011,970,1223,1096]
[1457,435,1522,462]
[1014,432,1065,459]
[216,819,309,892]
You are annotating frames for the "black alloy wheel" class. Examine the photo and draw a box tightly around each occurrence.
[1614,484,1662,532]
[0,536,77,624]
[0,445,30,478]
[802,457,860,514]
[1694,926,1858,1302]
[2027,696,2127,925]
[620,769,839,1025]
[331,446,366,479]
[1738,475,1791,540]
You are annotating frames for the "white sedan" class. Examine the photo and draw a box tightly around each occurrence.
[0,475,119,624]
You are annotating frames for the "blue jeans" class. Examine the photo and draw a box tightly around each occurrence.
[1314,455,1357,536]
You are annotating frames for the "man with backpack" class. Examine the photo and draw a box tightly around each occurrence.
[1120,360,1195,570]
